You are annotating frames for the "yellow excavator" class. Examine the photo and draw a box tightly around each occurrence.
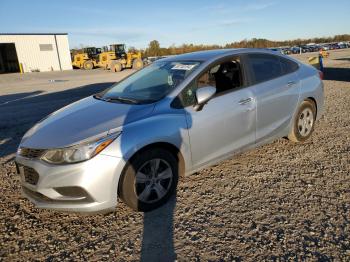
[71,47,101,70]
[96,44,143,72]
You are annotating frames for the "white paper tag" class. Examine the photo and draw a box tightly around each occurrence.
[171,64,196,70]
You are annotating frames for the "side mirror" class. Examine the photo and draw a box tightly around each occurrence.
[194,86,216,111]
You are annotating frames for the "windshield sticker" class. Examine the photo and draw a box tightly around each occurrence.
[168,75,174,86]
[171,64,196,70]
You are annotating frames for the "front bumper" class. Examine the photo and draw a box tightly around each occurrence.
[15,153,126,213]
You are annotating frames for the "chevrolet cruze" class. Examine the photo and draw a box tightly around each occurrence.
[15,49,324,213]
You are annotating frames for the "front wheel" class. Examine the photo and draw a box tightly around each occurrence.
[288,99,317,142]
[132,58,143,70]
[110,61,122,72]
[119,148,178,212]
[83,61,94,70]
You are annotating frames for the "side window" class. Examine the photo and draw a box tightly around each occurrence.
[176,80,197,108]
[197,68,216,88]
[280,57,299,75]
[175,58,243,108]
[247,54,282,84]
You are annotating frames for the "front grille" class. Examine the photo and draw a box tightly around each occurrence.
[18,147,45,159]
[23,166,39,185]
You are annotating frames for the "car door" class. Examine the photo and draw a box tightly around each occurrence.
[182,57,256,169]
[245,53,301,143]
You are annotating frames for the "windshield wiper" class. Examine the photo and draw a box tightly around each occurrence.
[105,96,140,104]
[93,94,110,102]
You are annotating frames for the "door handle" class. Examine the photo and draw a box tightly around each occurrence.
[238,97,253,105]
[287,81,297,87]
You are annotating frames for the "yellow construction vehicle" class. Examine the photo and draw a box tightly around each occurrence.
[96,44,143,72]
[71,47,101,70]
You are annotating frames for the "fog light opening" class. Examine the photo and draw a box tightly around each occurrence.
[54,187,90,199]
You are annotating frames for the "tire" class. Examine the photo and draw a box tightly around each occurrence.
[110,61,122,72]
[83,61,94,70]
[132,58,143,70]
[119,148,179,212]
[288,99,317,142]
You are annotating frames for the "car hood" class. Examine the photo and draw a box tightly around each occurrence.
[20,96,155,149]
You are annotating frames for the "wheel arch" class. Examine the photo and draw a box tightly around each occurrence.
[118,141,185,195]
[305,96,318,118]
[130,142,185,173]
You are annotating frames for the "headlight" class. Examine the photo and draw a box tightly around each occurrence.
[41,132,120,164]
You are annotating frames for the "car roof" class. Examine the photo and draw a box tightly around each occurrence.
[159,48,282,62]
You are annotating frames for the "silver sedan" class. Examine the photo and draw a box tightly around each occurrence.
[15,49,324,213]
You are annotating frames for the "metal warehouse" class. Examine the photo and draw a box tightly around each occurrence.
[0,33,72,74]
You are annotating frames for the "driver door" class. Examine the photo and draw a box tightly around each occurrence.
[183,57,256,169]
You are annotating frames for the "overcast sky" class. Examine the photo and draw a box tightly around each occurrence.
[1,0,349,49]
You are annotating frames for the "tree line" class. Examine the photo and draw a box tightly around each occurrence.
[140,34,350,57]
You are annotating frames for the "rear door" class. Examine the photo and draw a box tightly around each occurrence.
[245,53,300,143]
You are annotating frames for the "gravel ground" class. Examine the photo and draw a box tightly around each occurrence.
[0,50,349,261]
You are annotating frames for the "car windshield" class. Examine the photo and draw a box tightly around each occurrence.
[96,61,201,104]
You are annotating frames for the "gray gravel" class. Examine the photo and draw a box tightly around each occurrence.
[0,50,349,261]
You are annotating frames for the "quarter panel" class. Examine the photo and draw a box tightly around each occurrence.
[297,65,324,120]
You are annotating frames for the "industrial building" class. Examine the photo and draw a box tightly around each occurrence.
[0,33,72,74]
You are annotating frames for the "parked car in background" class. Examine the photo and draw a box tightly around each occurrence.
[269,48,284,54]
[299,46,306,53]
[321,44,330,51]
[301,46,316,53]
[16,48,324,213]
[328,44,339,50]
[290,47,301,54]
[282,48,291,55]
[314,45,322,52]
[307,45,319,52]
[337,42,348,49]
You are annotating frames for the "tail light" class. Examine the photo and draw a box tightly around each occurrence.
[318,70,324,80]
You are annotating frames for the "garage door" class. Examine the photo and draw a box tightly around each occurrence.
[0,43,20,74]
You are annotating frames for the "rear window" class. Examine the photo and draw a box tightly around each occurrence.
[247,54,282,84]
[280,57,299,75]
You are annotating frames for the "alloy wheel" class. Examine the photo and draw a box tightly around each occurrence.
[134,158,173,204]
[298,108,314,137]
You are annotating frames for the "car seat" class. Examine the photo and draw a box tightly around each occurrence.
[214,61,241,93]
